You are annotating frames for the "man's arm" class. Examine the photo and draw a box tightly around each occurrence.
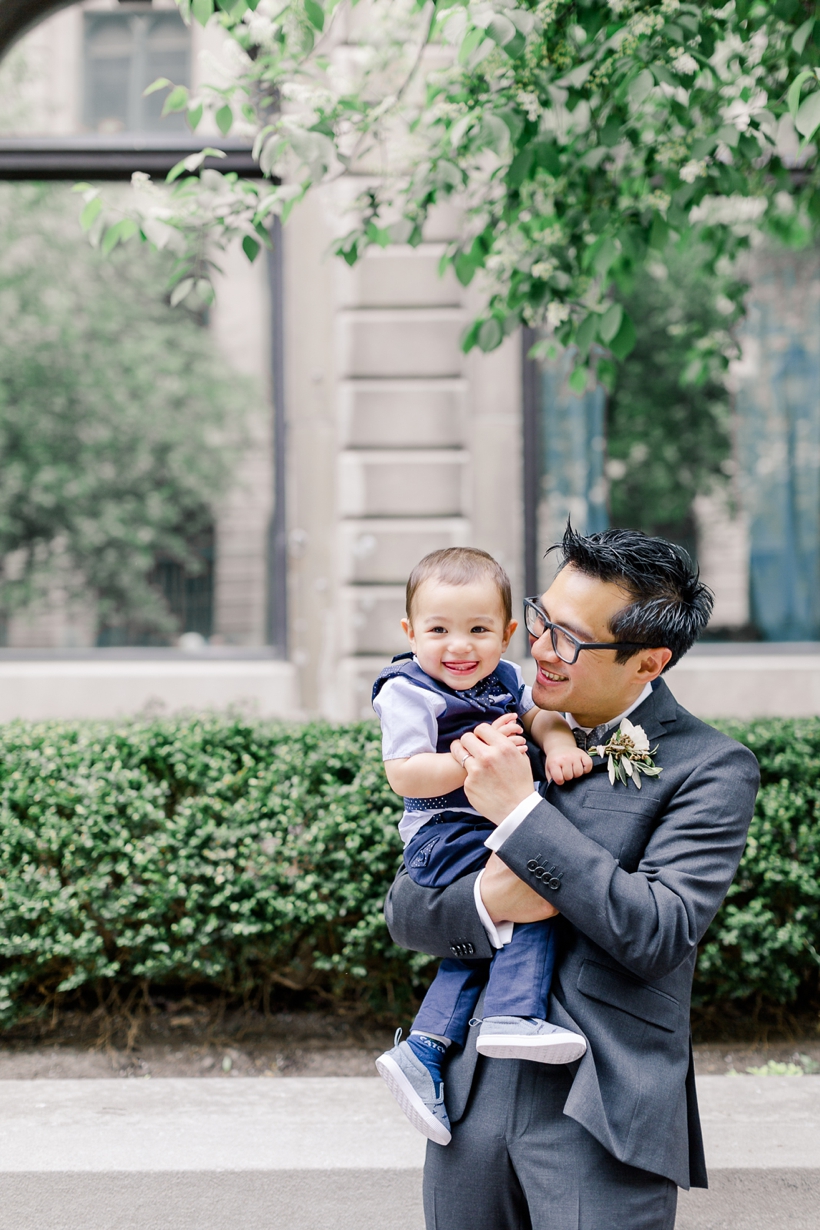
[385,865,496,960]
[494,742,759,982]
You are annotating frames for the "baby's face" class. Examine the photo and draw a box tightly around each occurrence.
[402,578,517,691]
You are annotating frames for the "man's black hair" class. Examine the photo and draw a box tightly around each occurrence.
[548,523,713,671]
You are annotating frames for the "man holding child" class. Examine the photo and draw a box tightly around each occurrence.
[378,525,759,1230]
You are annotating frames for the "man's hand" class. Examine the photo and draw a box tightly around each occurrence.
[450,713,528,770]
[481,853,559,925]
[449,719,536,824]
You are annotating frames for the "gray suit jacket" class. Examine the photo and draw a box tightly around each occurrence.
[385,680,759,1190]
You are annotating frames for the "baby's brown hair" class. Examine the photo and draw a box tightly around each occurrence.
[406,548,513,625]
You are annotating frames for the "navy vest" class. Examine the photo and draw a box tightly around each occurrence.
[372,653,524,813]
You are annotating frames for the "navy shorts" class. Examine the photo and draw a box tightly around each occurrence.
[404,811,495,888]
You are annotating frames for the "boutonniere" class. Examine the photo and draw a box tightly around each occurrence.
[595,718,662,789]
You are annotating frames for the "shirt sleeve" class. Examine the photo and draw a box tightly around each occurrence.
[372,676,446,761]
[508,662,534,716]
[473,869,514,948]
[484,790,542,851]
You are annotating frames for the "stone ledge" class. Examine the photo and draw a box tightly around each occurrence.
[0,660,300,722]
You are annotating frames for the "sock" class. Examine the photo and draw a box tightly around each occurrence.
[407,1032,449,1086]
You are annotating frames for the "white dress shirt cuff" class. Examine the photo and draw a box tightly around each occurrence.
[484,791,542,852]
[473,869,514,949]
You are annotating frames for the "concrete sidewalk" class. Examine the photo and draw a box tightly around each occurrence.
[0,1076,817,1228]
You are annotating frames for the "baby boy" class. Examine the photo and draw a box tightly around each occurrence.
[373,547,591,1145]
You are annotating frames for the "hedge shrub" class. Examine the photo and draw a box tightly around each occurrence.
[0,715,818,1027]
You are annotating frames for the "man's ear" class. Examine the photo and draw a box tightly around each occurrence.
[634,646,673,681]
[501,619,518,650]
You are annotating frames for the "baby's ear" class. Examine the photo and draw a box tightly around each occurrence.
[401,617,413,640]
[502,619,518,647]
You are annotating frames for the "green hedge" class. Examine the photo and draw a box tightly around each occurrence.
[0,715,818,1027]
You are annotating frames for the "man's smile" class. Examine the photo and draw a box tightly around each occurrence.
[536,664,570,684]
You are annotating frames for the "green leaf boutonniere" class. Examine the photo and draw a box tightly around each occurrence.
[595,718,662,789]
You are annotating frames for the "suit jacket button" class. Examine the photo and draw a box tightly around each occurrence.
[534,865,545,878]
[464,942,474,955]
[548,878,561,891]
[527,859,538,872]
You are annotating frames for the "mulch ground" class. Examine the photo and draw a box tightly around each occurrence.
[0,1006,818,1079]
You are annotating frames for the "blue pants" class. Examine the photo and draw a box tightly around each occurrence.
[405,814,557,1048]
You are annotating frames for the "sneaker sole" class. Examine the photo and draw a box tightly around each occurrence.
[475,1034,587,1064]
[375,1053,452,1146]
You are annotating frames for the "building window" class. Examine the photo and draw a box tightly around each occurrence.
[84,12,190,135]
[97,530,215,647]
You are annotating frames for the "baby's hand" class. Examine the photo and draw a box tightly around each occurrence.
[491,712,528,754]
[545,747,593,786]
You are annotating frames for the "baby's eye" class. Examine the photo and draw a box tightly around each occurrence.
[471,625,489,634]
[429,625,447,634]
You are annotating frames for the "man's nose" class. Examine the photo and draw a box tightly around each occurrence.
[530,630,560,663]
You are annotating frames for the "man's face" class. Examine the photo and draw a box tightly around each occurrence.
[530,565,654,725]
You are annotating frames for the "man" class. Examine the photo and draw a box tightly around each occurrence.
[385,525,759,1230]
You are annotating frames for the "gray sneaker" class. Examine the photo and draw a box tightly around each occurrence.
[476,1016,587,1064]
[375,1031,452,1146]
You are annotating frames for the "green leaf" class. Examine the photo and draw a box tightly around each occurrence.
[788,70,815,120]
[191,0,214,26]
[591,236,619,279]
[170,278,195,307]
[477,317,503,351]
[304,0,325,31]
[215,105,233,135]
[187,104,204,131]
[575,312,598,357]
[627,70,654,108]
[793,17,814,56]
[558,62,594,90]
[608,309,637,360]
[507,146,533,190]
[568,365,587,395]
[795,91,820,140]
[80,197,102,231]
[195,279,215,304]
[242,236,260,262]
[486,14,517,47]
[454,250,477,286]
[458,26,486,67]
[144,77,172,97]
[101,218,138,256]
[599,303,623,345]
[162,86,189,116]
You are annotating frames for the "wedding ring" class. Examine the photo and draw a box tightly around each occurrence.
[460,752,473,768]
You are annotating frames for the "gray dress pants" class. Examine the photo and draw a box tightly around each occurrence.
[423,1058,678,1230]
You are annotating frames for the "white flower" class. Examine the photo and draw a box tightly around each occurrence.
[680,159,708,183]
[672,52,698,76]
[620,718,650,754]
[689,194,767,229]
[546,301,571,329]
[517,91,541,122]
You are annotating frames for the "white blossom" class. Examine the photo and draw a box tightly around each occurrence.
[546,301,571,329]
[680,159,708,183]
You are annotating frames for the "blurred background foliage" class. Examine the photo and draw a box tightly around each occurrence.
[0,182,248,644]
[605,245,736,557]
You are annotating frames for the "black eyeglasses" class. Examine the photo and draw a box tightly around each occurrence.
[523,597,649,665]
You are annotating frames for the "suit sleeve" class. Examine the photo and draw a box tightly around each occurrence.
[495,741,760,982]
[385,865,495,961]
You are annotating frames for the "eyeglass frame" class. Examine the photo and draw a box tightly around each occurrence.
[523,597,650,665]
